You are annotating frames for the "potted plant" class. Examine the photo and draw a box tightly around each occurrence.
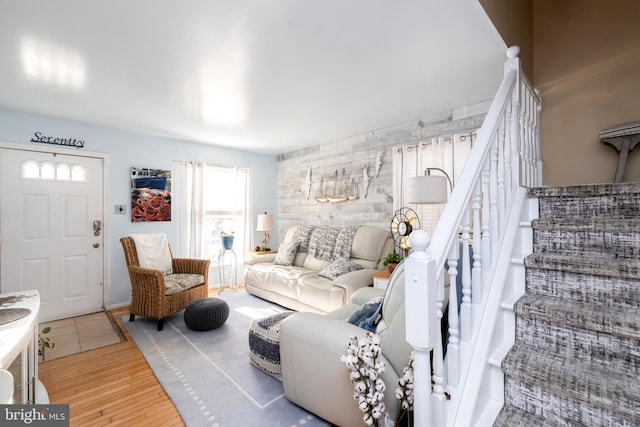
[220,231,234,250]
[378,253,402,273]
[39,326,55,362]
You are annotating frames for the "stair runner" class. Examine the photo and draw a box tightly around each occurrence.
[493,182,640,426]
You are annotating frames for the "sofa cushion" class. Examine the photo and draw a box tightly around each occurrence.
[296,275,348,313]
[273,241,299,266]
[351,226,390,262]
[301,255,331,271]
[270,266,315,300]
[318,258,363,280]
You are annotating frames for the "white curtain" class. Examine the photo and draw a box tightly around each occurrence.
[202,165,252,284]
[393,131,477,234]
[179,161,204,258]
[178,162,253,288]
[243,168,254,255]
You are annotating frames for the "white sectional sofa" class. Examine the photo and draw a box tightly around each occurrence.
[244,225,394,313]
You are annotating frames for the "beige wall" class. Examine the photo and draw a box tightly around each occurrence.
[534,0,640,185]
[479,0,533,80]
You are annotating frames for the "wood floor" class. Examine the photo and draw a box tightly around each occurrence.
[39,287,243,427]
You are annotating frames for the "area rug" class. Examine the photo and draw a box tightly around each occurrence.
[123,292,330,427]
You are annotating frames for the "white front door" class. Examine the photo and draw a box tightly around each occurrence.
[0,148,104,321]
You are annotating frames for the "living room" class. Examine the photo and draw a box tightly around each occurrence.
[0,0,639,426]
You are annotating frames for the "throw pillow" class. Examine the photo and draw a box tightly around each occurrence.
[292,225,316,254]
[347,296,383,332]
[317,258,363,280]
[308,226,341,262]
[273,242,299,266]
[333,226,358,260]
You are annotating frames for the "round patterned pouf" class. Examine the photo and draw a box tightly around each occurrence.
[184,298,230,331]
[248,311,295,380]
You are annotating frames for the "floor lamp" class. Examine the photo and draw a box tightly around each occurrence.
[256,212,274,252]
[404,166,452,427]
[406,167,452,205]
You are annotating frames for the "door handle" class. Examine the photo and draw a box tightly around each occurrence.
[93,220,102,236]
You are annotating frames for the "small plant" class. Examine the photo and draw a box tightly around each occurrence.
[377,253,401,267]
[38,326,55,361]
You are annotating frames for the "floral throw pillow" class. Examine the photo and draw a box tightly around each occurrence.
[273,242,299,266]
[318,258,363,280]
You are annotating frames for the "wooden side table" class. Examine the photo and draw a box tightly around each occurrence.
[600,121,640,183]
[371,270,391,290]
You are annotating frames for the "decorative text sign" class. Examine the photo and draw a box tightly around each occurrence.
[30,131,85,148]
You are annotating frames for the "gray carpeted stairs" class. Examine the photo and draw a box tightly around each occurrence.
[493,182,640,426]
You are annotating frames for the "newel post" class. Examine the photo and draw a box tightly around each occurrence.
[405,230,439,426]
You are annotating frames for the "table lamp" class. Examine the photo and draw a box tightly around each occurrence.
[256,212,274,251]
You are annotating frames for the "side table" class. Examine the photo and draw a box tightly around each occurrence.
[599,121,640,183]
[250,250,277,255]
[217,249,237,294]
[371,270,391,290]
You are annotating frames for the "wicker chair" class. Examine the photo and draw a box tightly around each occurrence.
[120,236,210,331]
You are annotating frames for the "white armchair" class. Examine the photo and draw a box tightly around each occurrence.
[279,262,412,426]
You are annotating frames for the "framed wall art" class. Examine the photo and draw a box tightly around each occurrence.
[130,167,171,222]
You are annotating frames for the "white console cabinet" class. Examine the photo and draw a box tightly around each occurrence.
[0,290,49,404]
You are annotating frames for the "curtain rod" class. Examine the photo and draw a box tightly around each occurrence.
[172,159,248,171]
[395,130,478,152]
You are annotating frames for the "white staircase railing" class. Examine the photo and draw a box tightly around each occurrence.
[405,46,542,427]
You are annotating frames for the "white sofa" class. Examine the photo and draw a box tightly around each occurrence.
[279,261,412,426]
[244,225,394,313]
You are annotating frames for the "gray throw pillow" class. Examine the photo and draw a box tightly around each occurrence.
[318,258,363,280]
[273,242,299,266]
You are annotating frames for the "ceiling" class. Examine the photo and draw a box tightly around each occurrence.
[0,1,506,155]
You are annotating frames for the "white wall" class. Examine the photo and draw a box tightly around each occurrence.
[276,113,486,239]
[0,108,278,307]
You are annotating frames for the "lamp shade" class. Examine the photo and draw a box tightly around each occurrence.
[407,175,448,204]
[256,212,274,231]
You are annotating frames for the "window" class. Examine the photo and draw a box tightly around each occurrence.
[21,160,87,182]
[202,166,249,261]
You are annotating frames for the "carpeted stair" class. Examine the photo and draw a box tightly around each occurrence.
[493,182,640,426]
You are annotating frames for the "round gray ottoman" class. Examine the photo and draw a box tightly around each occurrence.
[184,298,229,331]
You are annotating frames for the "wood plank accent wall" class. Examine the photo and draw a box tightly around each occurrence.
[276,114,486,240]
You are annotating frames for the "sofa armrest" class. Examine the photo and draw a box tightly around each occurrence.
[244,252,277,265]
[126,265,166,294]
[172,258,210,275]
[350,286,384,305]
[332,268,376,296]
[280,311,403,426]
[280,313,371,426]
